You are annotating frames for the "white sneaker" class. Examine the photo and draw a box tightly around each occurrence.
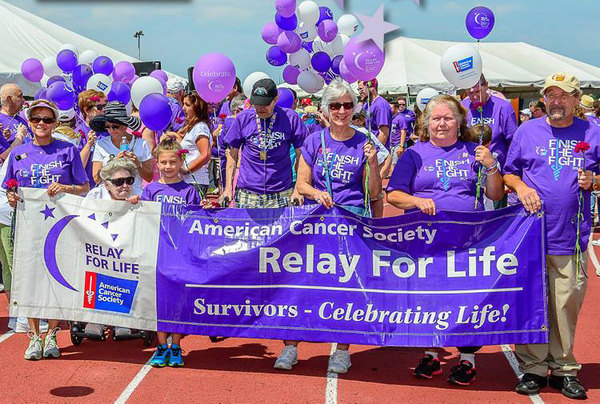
[15,318,30,333]
[274,345,298,370]
[7,317,16,330]
[114,327,132,337]
[24,331,43,360]
[43,327,61,358]
[592,239,600,246]
[328,349,351,374]
[84,323,104,337]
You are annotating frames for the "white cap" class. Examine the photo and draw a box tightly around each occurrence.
[166,78,184,94]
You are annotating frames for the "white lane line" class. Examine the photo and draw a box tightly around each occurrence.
[501,345,545,404]
[0,330,14,344]
[114,356,153,404]
[325,343,338,404]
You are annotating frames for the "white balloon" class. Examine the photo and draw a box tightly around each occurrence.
[440,44,483,89]
[297,70,324,94]
[58,44,79,57]
[340,34,350,48]
[42,56,61,77]
[327,35,344,57]
[297,1,320,25]
[86,73,113,95]
[296,22,318,42]
[312,38,327,53]
[40,75,49,88]
[337,14,359,36]
[79,50,99,66]
[242,72,271,98]
[288,49,311,71]
[416,88,440,111]
[130,76,163,108]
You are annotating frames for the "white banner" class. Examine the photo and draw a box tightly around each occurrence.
[10,188,160,331]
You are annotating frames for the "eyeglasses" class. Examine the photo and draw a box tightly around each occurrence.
[29,116,56,124]
[87,104,107,112]
[329,102,354,111]
[398,103,406,107]
[105,124,123,130]
[107,176,135,186]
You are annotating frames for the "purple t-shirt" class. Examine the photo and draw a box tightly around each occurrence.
[587,114,600,128]
[223,105,308,193]
[387,140,483,212]
[462,95,518,167]
[301,128,367,209]
[397,109,416,136]
[141,181,201,205]
[390,114,407,147]
[0,111,32,144]
[504,117,600,255]
[362,96,392,148]
[168,97,185,132]
[2,140,88,189]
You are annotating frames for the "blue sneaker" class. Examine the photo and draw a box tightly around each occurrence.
[150,344,170,367]
[168,344,184,367]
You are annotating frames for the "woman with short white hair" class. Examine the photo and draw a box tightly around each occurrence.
[274,80,381,374]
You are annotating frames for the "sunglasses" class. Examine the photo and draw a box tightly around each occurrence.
[329,102,354,111]
[87,104,107,111]
[105,124,123,130]
[107,176,135,186]
[29,116,56,124]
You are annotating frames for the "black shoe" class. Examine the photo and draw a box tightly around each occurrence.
[414,354,442,379]
[515,373,548,395]
[447,360,477,386]
[549,375,587,400]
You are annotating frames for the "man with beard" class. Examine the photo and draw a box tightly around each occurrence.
[504,73,600,400]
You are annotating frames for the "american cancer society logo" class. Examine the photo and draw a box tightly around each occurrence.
[453,56,474,73]
[84,272,137,314]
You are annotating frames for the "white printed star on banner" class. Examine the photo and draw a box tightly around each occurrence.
[353,4,400,52]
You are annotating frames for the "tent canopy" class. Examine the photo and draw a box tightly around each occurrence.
[0,1,183,96]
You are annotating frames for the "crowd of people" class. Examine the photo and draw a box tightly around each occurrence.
[0,69,600,399]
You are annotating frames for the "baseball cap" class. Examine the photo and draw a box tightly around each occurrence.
[250,78,278,106]
[580,94,594,109]
[542,73,580,95]
[519,108,532,117]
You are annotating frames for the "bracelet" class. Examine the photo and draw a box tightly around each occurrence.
[486,167,499,176]
[592,175,598,191]
[485,160,500,173]
[71,184,77,193]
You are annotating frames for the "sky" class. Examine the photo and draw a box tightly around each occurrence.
[6,0,600,82]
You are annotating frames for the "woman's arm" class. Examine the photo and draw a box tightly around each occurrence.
[387,190,436,215]
[142,128,156,152]
[362,142,382,198]
[92,161,103,185]
[184,137,211,173]
[296,154,333,208]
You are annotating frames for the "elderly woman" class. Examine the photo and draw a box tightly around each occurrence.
[386,94,504,386]
[3,99,89,360]
[273,80,381,374]
[76,90,108,189]
[91,102,153,195]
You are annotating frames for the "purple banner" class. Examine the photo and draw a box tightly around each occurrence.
[156,204,548,347]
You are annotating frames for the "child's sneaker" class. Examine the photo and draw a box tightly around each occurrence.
[168,344,184,367]
[447,360,477,386]
[414,354,442,379]
[150,344,170,367]
[43,327,61,358]
[24,331,43,360]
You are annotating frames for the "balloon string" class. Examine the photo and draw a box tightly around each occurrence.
[474,69,484,210]
[363,88,372,217]
[213,109,223,192]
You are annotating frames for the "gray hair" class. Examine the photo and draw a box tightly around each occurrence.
[100,158,138,181]
[230,94,247,112]
[320,79,358,118]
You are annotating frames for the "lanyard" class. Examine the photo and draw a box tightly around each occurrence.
[319,129,333,196]
[255,112,277,158]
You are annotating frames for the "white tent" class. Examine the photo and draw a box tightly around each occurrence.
[0,1,182,96]
[377,36,600,96]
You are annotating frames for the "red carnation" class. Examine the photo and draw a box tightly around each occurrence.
[177,149,189,156]
[131,131,142,138]
[574,142,590,154]
[218,113,227,119]
[4,179,18,190]
[175,117,184,124]
[89,96,101,102]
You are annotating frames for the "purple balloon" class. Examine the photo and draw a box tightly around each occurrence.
[192,52,236,104]
[282,65,300,85]
[125,74,139,84]
[311,52,331,73]
[108,81,131,104]
[465,6,495,40]
[317,6,334,25]
[331,55,343,75]
[92,56,114,76]
[47,75,66,87]
[150,69,168,83]
[275,12,298,31]
[56,49,78,72]
[21,58,44,82]
[277,31,302,54]
[339,58,357,83]
[262,22,283,45]
[34,88,47,100]
[342,38,384,81]
[275,0,296,18]
[113,61,136,82]
[72,64,93,87]
[266,46,288,67]
[317,20,339,43]
[276,87,295,109]
[47,82,75,110]
[139,93,172,132]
